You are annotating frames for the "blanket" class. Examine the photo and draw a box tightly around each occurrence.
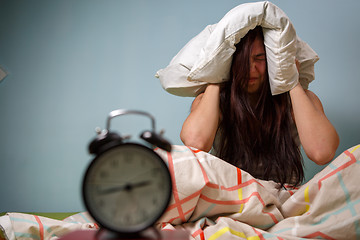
[155,144,360,239]
[1,144,359,240]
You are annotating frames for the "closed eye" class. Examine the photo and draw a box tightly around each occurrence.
[254,53,266,61]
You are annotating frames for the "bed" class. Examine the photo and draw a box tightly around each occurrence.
[0,212,96,240]
[1,144,360,240]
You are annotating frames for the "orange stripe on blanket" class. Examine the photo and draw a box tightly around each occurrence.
[187,146,209,183]
[165,147,213,214]
[161,222,167,229]
[261,209,279,224]
[200,191,265,206]
[252,227,266,240]
[192,228,205,240]
[304,231,336,240]
[94,223,99,229]
[200,231,205,240]
[165,189,203,211]
[200,192,279,224]
[167,206,196,223]
[167,151,186,222]
[237,168,242,185]
[34,215,44,240]
[189,147,202,153]
[318,150,357,189]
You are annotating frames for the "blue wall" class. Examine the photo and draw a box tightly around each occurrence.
[1,0,359,212]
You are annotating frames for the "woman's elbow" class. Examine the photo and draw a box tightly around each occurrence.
[308,150,335,165]
[180,131,212,152]
[307,138,340,165]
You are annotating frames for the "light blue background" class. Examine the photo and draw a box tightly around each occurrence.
[1,0,359,212]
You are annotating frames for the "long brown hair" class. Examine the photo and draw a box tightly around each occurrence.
[218,26,303,187]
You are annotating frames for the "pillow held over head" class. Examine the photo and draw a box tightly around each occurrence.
[155,1,319,97]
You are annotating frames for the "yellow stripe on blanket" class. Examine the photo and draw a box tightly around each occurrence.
[237,168,244,213]
[350,144,360,153]
[238,188,244,213]
[304,185,310,212]
[208,227,260,240]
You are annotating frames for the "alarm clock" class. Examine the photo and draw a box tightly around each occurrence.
[82,109,172,239]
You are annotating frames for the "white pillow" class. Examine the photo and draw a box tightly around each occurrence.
[155,25,215,97]
[156,1,319,97]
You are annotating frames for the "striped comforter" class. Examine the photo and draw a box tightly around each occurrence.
[1,144,359,240]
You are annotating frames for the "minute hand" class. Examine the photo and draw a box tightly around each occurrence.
[131,180,152,189]
[98,180,151,195]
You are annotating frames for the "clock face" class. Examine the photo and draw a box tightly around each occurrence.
[82,143,172,234]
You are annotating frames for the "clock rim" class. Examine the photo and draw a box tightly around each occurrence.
[82,142,173,234]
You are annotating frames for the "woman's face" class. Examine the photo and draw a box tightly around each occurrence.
[247,37,267,94]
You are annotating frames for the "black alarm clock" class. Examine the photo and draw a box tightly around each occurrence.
[82,109,173,239]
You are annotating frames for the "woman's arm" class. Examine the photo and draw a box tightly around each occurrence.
[180,84,221,152]
[289,83,339,165]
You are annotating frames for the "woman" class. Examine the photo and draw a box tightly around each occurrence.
[180,26,339,187]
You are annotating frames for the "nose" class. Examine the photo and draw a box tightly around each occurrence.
[250,59,257,72]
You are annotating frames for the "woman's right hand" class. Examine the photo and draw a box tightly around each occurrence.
[180,84,221,152]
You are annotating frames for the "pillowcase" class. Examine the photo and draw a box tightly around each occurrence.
[156,1,319,97]
[155,25,215,97]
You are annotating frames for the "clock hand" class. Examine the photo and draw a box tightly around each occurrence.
[123,167,160,185]
[98,185,126,195]
[131,180,152,189]
[98,180,151,195]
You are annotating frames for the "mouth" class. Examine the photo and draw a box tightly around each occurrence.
[248,77,258,83]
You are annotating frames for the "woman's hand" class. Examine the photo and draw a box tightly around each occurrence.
[290,60,339,165]
[180,84,221,152]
